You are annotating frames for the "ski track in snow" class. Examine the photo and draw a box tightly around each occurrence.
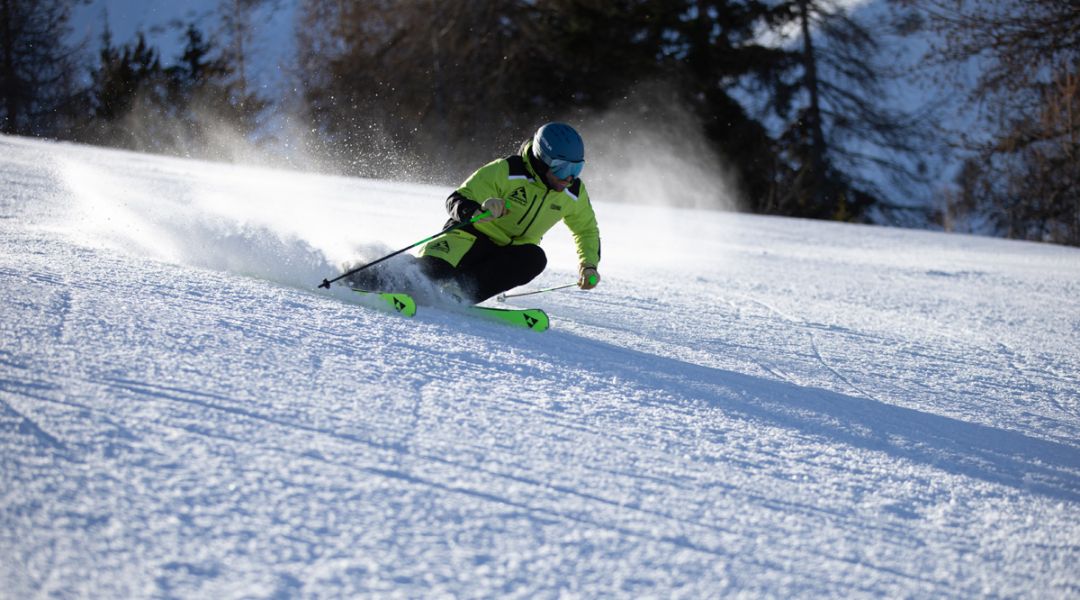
[1,135,1079,598]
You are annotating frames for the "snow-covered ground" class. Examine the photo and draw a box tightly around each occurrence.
[2,134,1078,598]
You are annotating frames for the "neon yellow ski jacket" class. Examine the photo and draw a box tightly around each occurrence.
[447,141,601,269]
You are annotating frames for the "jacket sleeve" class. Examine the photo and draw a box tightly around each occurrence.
[445,191,483,224]
[445,159,509,224]
[562,184,601,268]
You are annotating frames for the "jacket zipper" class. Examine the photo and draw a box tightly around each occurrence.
[513,189,549,240]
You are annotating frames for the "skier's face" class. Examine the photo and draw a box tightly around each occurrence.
[545,169,574,192]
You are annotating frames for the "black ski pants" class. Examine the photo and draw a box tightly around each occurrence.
[419,231,547,303]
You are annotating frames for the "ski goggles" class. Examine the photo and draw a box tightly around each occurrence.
[548,158,584,180]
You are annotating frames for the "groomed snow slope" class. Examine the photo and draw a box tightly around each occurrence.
[1,134,1078,598]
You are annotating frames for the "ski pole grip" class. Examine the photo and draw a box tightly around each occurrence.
[469,210,493,223]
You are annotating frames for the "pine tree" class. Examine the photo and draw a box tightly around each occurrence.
[82,18,269,160]
[0,0,84,137]
[215,0,273,139]
[294,0,789,190]
[764,0,934,221]
[662,0,793,211]
[903,0,1080,245]
[83,29,170,149]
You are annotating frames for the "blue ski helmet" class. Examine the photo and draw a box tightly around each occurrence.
[532,122,585,180]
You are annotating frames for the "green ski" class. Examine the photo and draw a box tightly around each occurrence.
[351,289,548,331]
[468,306,550,332]
[352,289,417,317]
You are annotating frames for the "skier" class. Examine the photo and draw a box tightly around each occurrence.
[349,122,601,304]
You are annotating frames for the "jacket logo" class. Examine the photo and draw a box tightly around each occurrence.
[550,204,562,211]
[508,188,529,206]
[429,240,451,254]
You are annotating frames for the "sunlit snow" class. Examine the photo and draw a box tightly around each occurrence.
[2,135,1078,597]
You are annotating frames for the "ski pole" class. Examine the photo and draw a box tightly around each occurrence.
[317,211,492,290]
[496,282,578,302]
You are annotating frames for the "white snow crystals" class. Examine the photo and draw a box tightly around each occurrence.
[1,134,1078,598]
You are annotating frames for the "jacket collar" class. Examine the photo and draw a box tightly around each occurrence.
[520,140,561,189]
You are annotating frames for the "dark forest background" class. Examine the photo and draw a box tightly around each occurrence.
[2,0,1078,245]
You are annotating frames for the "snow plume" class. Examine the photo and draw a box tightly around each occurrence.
[56,155,326,287]
[52,147,446,297]
[112,97,332,176]
[579,83,744,213]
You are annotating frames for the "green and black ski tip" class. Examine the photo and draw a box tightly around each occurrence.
[468,305,550,332]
